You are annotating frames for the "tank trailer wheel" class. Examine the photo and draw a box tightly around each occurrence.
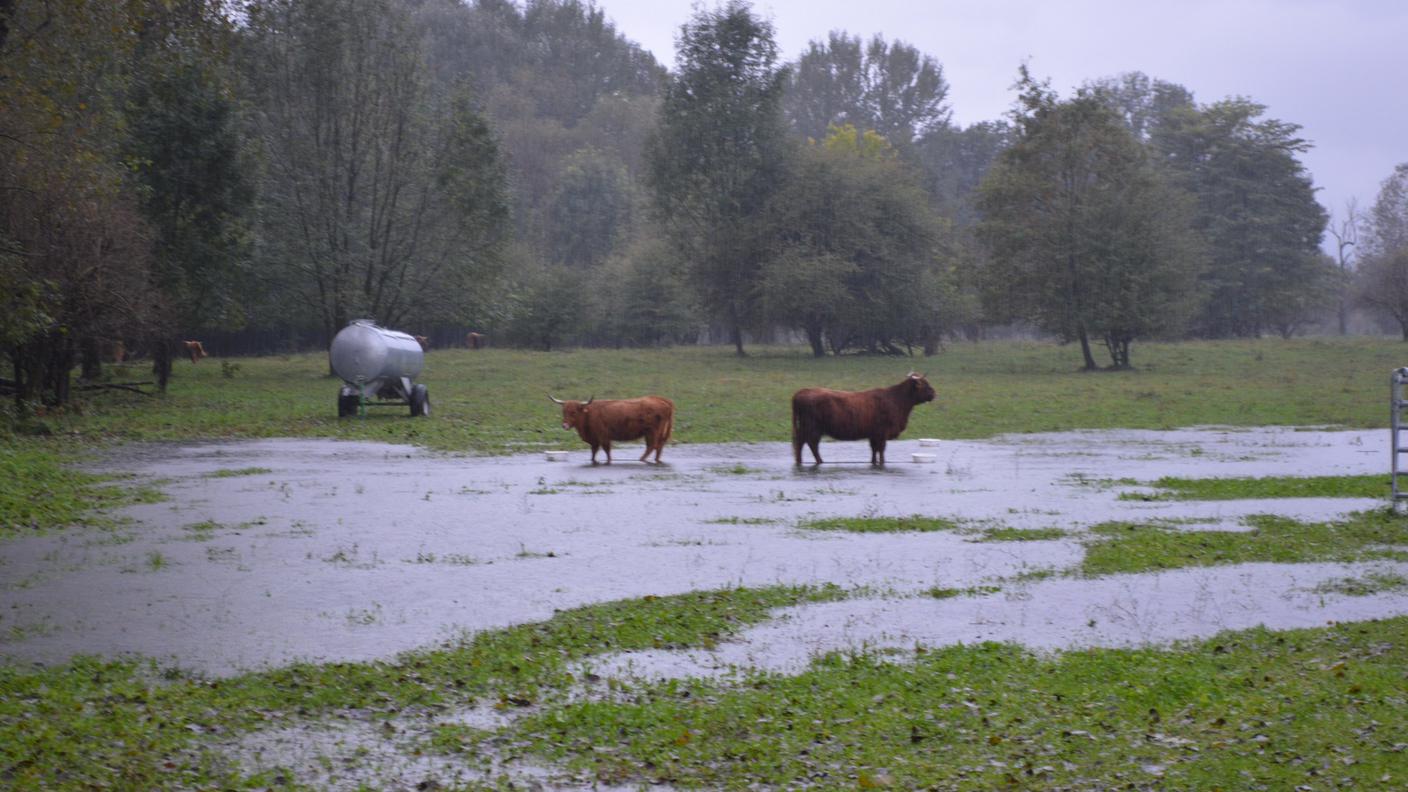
[338,389,360,418]
[410,383,430,417]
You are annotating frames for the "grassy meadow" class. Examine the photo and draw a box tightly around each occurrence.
[6,337,1408,789]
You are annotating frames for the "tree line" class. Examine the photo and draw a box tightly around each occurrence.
[4,0,1406,407]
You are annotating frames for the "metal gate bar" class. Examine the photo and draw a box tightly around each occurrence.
[1393,368,1408,511]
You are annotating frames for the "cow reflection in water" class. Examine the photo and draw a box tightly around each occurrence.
[791,373,936,466]
[550,395,675,464]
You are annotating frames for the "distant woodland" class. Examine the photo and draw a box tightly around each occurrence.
[4,0,1408,405]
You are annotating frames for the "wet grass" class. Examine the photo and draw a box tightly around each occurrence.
[4,337,1403,534]
[1082,509,1408,576]
[505,619,1408,791]
[0,444,166,539]
[1314,570,1408,597]
[974,526,1069,542]
[800,515,960,533]
[927,584,1003,599]
[1122,474,1390,501]
[203,467,273,478]
[0,584,846,790]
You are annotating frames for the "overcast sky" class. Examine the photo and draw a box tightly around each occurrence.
[595,0,1403,240]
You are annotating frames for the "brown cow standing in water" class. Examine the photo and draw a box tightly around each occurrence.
[550,395,674,464]
[792,373,936,465]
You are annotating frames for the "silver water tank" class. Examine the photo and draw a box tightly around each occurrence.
[329,320,423,385]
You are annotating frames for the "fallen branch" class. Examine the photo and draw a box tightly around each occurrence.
[74,381,155,396]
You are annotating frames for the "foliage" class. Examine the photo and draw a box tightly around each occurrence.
[242,0,510,342]
[1154,98,1328,338]
[647,0,790,355]
[784,31,951,147]
[1355,163,1408,338]
[761,127,950,356]
[800,515,960,533]
[977,71,1204,369]
[545,147,634,269]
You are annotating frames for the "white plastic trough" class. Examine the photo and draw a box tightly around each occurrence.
[917,438,941,447]
[911,452,936,464]
[544,450,570,462]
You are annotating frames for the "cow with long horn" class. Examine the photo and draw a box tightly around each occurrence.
[791,372,936,465]
[549,394,675,464]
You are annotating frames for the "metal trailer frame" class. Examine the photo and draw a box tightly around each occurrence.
[1393,368,1408,512]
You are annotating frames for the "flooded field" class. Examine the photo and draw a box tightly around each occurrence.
[0,426,1398,676]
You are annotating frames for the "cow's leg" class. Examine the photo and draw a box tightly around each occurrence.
[639,441,651,463]
[603,441,612,464]
[870,437,886,466]
[808,437,822,465]
[590,443,600,465]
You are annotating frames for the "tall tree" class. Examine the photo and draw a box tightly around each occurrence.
[0,0,167,405]
[243,0,509,344]
[977,72,1203,370]
[1327,200,1361,335]
[1085,71,1195,142]
[647,0,788,355]
[1355,164,1408,338]
[761,125,946,356]
[784,31,950,147]
[1153,98,1327,337]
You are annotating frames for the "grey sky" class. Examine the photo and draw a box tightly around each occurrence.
[596,0,1404,239]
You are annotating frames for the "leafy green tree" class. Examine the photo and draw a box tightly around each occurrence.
[503,262,587,351]
[1153,98,1327,337]
[592,236,700,347]
[784,31,950,148]
[647,0,789,356]
[1085,71,1194,142]
[0,0,170,404]
[243,0,509,344]
[977,72,1203,370]
[762,125,946,356]
[1355,164,1408,338]
[546,148,634,269]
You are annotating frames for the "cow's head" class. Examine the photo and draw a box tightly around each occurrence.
[548,395,594,430]
[906,372,936,404]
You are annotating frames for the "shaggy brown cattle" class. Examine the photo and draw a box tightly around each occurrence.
[414,335,430,350]
[183,340,207,364]
[465,331,485,350]
[792,373,936,465]
[550,395,674,464]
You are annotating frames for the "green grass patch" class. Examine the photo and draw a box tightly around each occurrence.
[506,618,1408,790]
[927,584,1003,599]
[974,526,1069,542]
[800,515,959,533]
[705,516,779,525]
[1082,509,1408,576]
[1122,474,1390,501]
[203,467,273,478]
[0,443,166,539]
[1313,570,1408,597]
[0,584,847,790]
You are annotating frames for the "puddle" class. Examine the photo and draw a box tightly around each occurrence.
[0,427,1393,677]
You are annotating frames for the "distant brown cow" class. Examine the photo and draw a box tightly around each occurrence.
[550,395,674,464]
[414,335,430,350]
[466,332,485,350]
[183,340,207,364]
[792,373,936,466]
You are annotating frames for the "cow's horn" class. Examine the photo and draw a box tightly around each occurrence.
[584,395,594,406]
[548,395,565,405]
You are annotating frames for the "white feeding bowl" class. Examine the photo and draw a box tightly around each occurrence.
[917,438,941,447]
[911,452,936,464]
[544,450,569,462]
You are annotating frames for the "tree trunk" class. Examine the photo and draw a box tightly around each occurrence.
[153,338,173,393]
[731,324,746,357]
[805,325,825,357]
[80,337,103,381]
[1076,324,1098,371]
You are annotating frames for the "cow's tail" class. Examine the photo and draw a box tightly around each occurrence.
[661,409,674,446]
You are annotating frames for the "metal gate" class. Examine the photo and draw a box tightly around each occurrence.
[1393,368,1408,511]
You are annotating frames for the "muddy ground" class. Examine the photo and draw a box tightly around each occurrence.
[2,426,1402,678]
